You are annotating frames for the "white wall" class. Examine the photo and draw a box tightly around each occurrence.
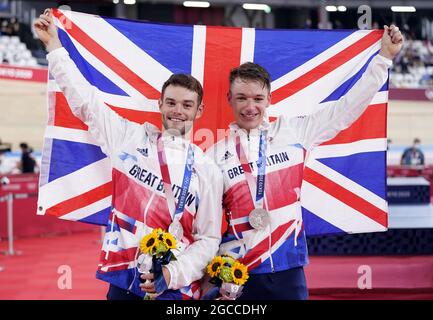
[388,99,433,145]
[0,79,47,151]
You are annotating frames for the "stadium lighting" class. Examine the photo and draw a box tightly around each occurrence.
[325,6,338,12]
[391,6,416,12]
[183,1,211,8]
[243,3,271,13]
[338,6,347,12]
[123,0,136,5]
[113,0,119,4]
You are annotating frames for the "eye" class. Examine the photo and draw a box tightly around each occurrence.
[167,101,175,107]
[184,104,193,109]
[255,98,264,102]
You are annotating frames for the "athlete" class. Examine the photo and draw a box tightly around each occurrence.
[34,9,223,300]
[207,25,403,300]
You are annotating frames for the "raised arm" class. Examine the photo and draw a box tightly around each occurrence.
[34,9,133,157]
[288,25,404,150]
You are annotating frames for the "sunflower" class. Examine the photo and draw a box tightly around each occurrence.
[231,261,249,285]
[139,229,160,254]
[207,256,224,278]
[162,232,177,250]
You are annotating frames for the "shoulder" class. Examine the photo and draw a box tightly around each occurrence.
[280,114,308,123]
[129,121,158,137]
[205,136,232,163]
[274,114,307,128]
[268,114,306,138]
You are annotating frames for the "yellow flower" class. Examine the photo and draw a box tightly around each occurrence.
[162,232,177,250]
[207,256,224,278]
[231,261,249,285]
[139,229,160,254]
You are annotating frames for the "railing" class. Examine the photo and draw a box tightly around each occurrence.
[0,192,32,257]
[0,191,35,272]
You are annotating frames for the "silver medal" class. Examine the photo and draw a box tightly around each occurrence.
[169,218,184,241]
[249,208,270,230]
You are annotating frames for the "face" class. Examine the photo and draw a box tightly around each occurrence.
[228,78,271,131]
[159,85,204,135]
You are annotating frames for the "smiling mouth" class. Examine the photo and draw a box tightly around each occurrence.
[168,117,186,123]
[240,112,259,120]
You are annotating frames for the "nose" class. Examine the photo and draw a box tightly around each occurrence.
[246,98,255,108]
[173,102,183,114]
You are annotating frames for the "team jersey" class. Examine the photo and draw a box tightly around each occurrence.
[47,47,223,299]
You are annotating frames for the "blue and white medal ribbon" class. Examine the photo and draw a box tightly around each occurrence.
[235,130,270,230]
[157,134,195,241]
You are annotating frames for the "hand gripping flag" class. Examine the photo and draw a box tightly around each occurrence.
[37,9,388,235]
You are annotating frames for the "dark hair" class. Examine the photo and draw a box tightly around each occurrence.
[161,74,203,105]
[229,62,271,92]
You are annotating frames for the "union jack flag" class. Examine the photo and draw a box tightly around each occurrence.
[37,9,388,236]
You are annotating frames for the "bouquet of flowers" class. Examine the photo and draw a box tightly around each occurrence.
[201,254,249,300]
[137,228,177,299]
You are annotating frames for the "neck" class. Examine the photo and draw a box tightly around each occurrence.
[161,127,191,141]
[236,125,258,135]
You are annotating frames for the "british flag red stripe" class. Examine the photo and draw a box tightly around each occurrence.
[303,167,387,227]
[45,181,112,217]
[271,31,383,104]
[195,27,241,139]
[106,103,161,125]
[99,247,138,267]
[321,102,387,145]
[53,92,88,130]
[52,9,160,99]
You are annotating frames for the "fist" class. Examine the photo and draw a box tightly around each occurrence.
[379,25,404,60]
[33,9,61,52]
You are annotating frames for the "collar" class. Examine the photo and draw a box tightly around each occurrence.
[228,113,271,137]
[145,122,191,150]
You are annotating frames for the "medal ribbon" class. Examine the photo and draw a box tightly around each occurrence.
[157,134,195,222]
[235,130,268,210]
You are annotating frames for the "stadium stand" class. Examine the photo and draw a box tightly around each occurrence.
[0,34,38,66]
[390,39,433,88]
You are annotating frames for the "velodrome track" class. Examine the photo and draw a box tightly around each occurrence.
[1,230,433,299]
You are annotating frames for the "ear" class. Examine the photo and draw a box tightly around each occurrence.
[267,92,272,108]
[158,98,163,110]
[227,91,232,103]
[195,103,204,120]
